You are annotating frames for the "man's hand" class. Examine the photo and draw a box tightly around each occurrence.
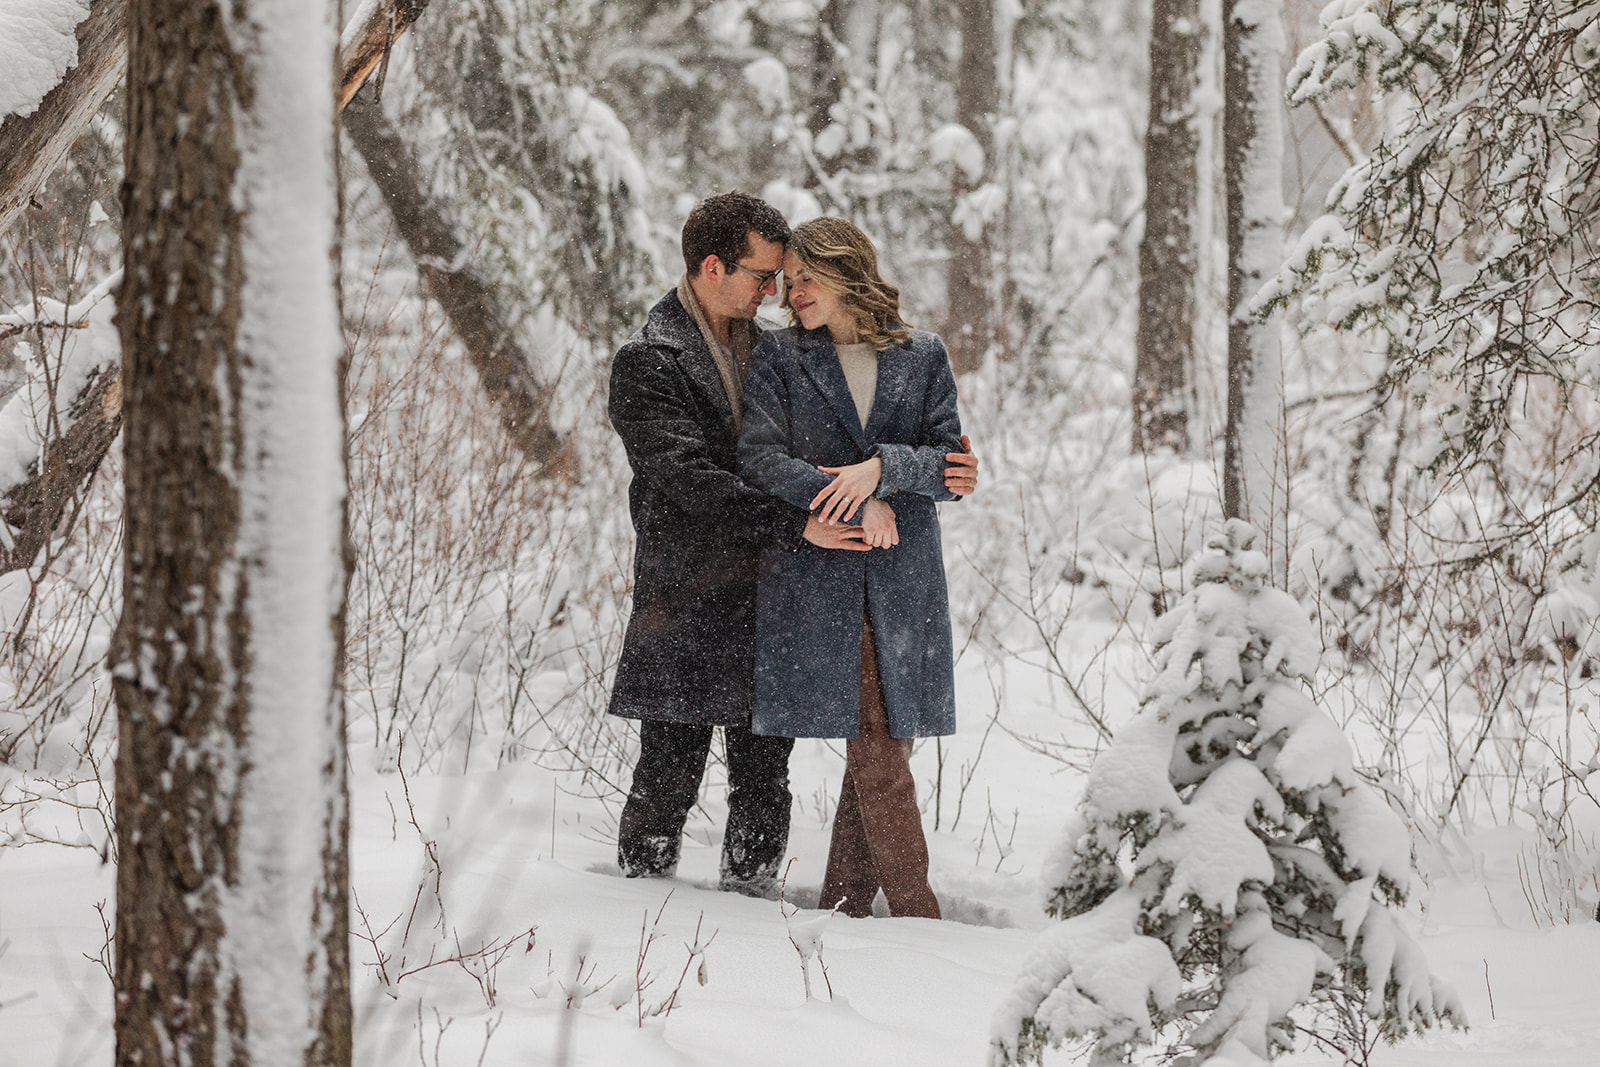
[803,513,871,551]
[812,455,883,525]
[859,498,899,549]
[944,434,978,496]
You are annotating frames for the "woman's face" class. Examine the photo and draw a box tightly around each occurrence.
[783,250,857,342]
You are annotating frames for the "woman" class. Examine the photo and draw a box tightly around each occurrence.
[738,217,962,919]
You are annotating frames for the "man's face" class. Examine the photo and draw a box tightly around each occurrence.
[705,232,784,321]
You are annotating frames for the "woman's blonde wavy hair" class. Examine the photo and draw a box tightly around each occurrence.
[782,217,911,352]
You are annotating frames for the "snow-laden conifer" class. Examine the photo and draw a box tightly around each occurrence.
[991,520,1461,1067]
[1267,1,1600,486]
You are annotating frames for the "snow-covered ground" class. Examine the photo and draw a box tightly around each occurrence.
[5,643,1600,1066]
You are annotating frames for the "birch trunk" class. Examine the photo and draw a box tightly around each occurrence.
[1221,0,1286,553]
[113,0,351,1061]
[1133,0,1202,455]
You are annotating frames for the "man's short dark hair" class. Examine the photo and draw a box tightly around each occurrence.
[681,192,791,276]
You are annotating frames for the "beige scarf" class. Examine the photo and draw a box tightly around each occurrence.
[678,273,758,433]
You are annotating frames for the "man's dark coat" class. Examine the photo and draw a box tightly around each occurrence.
[607,290,809,726]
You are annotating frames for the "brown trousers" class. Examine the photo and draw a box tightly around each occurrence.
[818,617,941,919]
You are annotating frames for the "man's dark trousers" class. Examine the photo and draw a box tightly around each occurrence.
[618,719,794,893]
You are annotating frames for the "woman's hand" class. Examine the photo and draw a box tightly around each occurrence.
[811,455,882,524]
[859,498,898,549]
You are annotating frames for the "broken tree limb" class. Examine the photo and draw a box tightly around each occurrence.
[342,84,570,472]
[339,0,432,111]
[0,364,121,574]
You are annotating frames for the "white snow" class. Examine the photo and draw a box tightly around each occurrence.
[1143,759,1281,917]
[0,0,89,121]
[742,55,792,115]
[209,0,347,1060]
[928,122,987,183]
[1,589,1597,1067]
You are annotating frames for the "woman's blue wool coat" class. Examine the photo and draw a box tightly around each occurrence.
[739,325,963,739]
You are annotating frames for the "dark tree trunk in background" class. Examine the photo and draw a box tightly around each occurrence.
[1133,0,1201,455]
[945,0,999,375]
[808,0,847,144]
[114,0,351,1061]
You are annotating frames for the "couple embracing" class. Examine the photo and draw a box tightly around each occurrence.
[607,192,976,920]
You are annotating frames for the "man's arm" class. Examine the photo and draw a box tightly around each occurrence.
[803,514,871,551]
[944,434,978,496]
[609,343,808,548]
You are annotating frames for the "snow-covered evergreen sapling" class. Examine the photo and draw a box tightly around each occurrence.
[991,520,1461,1066]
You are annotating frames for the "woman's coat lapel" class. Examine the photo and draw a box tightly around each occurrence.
[794,328,913,450]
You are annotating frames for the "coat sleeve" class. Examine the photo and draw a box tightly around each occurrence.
[875,337,964,502]
[738,343,834,511]
[609,341,809,549]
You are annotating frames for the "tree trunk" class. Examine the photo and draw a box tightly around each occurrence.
[113,0,351,1062]
[0,0,127,240]
[808,1,847,145]
[1133,0,1202,455]
[341,85,569,471]
[944,0,999,376]
[1221,0,1286,547]
[339,0,431,110]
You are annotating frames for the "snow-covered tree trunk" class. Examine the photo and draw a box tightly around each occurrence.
[112,0,351,1061]
[1133,0,1203,455]
[945,0,1000,375]
[1221,0,1286,550]
[807,1,849,150]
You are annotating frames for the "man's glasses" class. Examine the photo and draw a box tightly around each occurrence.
[727,261,782,287]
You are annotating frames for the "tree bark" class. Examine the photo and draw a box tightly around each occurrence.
[945,0,999,376]
[0,364,121,573]
[342,85,569,471]
[113,0,350,1061]
[1133,0,1202,455]
[808,1,847,145]
[1221,0,1286,546]
[0,0,127,240]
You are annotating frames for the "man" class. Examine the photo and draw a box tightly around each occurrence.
[607,191,978,895]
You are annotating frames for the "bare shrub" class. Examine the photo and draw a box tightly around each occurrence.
[340,216,637,787]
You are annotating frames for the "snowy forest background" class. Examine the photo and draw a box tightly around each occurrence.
[3,0,1600,1064]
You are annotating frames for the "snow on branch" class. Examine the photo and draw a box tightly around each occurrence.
[0,0,124,239]
[0,0,91,123]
